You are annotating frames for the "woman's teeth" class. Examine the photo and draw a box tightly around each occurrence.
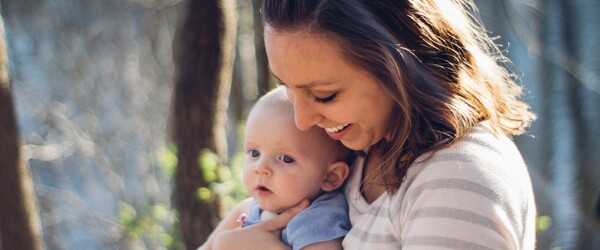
[325,123,349,133]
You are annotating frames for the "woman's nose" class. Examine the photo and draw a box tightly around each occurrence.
[287,90,321,131]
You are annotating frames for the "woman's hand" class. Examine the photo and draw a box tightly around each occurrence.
[212,199,309,250]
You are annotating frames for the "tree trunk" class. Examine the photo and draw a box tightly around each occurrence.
[0,14,42,250]
[171,0,236,249]
[253,0,274,95]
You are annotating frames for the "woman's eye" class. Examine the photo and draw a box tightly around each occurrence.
[314,93,336,103]
[249,150,260,158]
[279,155,295,163]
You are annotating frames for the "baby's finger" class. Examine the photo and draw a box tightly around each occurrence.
[262,199,309,231]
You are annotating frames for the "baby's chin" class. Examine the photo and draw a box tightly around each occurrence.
[256,201,295,214]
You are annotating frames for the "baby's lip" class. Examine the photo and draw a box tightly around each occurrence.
[256,184,272,193]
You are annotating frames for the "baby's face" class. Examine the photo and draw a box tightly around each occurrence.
[242,105,342,213]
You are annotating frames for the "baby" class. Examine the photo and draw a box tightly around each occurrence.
[200,87,352,250]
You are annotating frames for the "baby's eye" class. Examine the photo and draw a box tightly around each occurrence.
[249,150,260,158]
[279,155,295,163]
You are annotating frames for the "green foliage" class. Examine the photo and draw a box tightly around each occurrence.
[198,148,220,184]
[217,150,248,210]
[536,215,552,233]
[195,138,248,208]
[117,201,183,249]
[216,121,249,210]
[196,187,213,202]
[158,144,178,178]
[154,124,250,247]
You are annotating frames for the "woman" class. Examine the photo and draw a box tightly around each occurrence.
[212,0,537,249]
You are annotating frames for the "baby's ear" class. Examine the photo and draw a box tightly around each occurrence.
[321,161,350,192]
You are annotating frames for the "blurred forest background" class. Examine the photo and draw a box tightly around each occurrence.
[0,0,599,249]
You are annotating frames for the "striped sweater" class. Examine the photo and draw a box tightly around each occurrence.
[342,122,536,249]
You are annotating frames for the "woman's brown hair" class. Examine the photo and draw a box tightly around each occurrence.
[262,0,536,192]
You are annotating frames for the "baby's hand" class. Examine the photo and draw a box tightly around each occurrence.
[212,199,309,250]
[237,213,248,228]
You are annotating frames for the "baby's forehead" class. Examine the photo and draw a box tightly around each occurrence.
[254,87,290,107]
[251,96,293,117]
[248,105,294,129]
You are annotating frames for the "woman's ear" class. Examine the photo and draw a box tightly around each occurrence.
[321,161,350,192]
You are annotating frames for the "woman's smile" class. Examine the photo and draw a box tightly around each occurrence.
[324,123,349,133]
[324,123,351,140]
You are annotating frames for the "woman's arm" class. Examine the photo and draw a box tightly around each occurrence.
[211,199,309,250]
[198,198,253,250]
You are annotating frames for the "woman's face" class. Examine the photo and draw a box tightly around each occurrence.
[264,28,395,151]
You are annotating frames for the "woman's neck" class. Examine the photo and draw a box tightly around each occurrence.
[360,149,386,203]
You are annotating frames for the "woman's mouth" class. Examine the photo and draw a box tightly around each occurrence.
[324,123,349,133]
[324,123,351,140]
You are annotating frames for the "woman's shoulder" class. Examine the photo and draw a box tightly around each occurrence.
[390,122,536,248]
[396,121,533,209]
[418,122,525,171]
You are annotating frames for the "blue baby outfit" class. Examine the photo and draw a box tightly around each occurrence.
[245,190,350,250]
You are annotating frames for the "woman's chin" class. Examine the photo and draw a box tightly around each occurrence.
[340,138,369,151]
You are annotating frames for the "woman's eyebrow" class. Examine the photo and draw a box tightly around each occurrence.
[270,71,335,89]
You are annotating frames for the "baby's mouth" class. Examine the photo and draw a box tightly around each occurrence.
[258,185,271,192]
